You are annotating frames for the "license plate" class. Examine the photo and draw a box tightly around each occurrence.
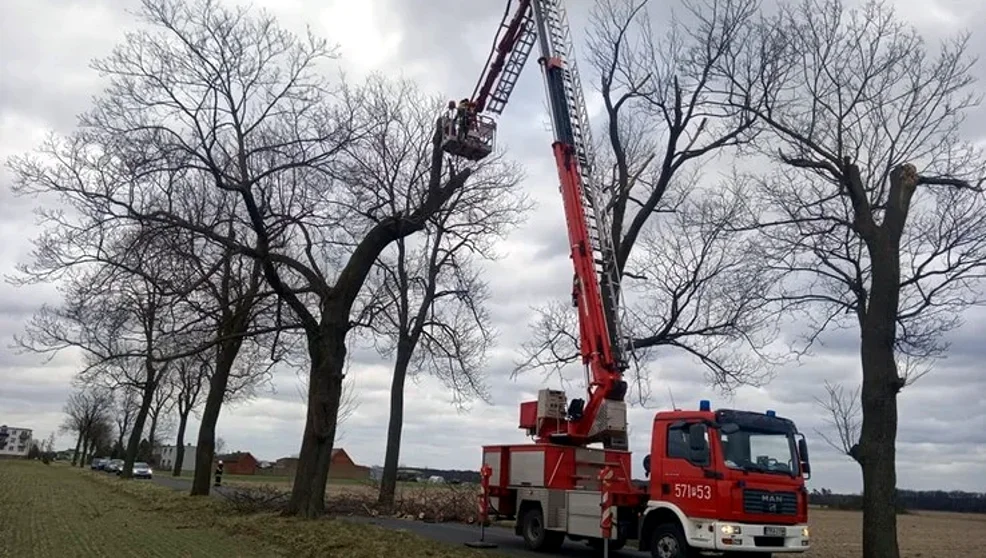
[764,526,786,537]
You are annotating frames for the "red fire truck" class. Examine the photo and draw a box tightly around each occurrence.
[441,0,812,556]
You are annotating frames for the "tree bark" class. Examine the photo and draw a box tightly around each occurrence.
[857,244,903,558]
[115,429,126,456]
[71,431,82,466]
[285,325,347,518]
[78,435,89,467]
[378,341,412,509]
[173,409,190,477]
[147,413,159,466]
[122,374,155,480]
[190,340,239,496]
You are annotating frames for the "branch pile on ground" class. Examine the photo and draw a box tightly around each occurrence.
[218,484,291,514]
[325,481,485,524]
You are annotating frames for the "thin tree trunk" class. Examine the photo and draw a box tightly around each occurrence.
[378,344,412,509]
[115,430,126,456]
[80,436,90,467]
[285,327,346,518]
[123,377,155,480]
[858,246,902,558]
[191,341,238,496]
[147,413,159,466]
[173,410,190,477]
[71,432,82,466]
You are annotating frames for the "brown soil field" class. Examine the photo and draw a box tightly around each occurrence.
[803,507,986,557]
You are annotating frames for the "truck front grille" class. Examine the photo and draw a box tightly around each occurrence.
[742,489,798,515]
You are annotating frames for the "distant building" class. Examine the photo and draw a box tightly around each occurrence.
[328,449,371,480]
[159,444,197,473]
[216,451,260,475]
[0,425,32,458]
[272,449,370,480]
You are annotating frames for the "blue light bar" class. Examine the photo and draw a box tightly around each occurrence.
[766,409,776,417]
[699,400,711,411]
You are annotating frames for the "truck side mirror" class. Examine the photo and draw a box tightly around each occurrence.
[688,423,710,466]
[798,436,811,478]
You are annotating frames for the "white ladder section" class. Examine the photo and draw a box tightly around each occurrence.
[539,0,626,368]
[486,10,538,115]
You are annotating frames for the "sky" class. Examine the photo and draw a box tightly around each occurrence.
[2,0,985,494]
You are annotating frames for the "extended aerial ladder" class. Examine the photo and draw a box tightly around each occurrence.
[445,3,814,555]
[442,0,629,452]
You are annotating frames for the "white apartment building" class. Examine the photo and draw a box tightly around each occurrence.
[159,443,196,473]
[0,425,33,457]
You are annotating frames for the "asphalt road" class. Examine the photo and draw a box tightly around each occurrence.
[148,475,647,557]
[151,474,239,499]
[347,515,648,557]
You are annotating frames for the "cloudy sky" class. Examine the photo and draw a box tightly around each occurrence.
[2,0,985,494]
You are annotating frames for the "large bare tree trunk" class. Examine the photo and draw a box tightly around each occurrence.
[285,326,346,518]
[378,341,412,509]
[858,247,902,558]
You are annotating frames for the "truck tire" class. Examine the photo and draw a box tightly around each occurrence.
[519,507,564,552]
[649,522,691,558]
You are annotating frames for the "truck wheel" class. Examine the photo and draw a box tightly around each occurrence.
[650,523,690,558]
[519,507,564,552]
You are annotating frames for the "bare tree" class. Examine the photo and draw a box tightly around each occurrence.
[6,19,290,496]
[8,0,510,518]
[368,144,527,508]
[112,384,141,457]
[721,1,986,556]
[168,355,207,476]
[20,254,184,479]
[60,386,114,466]
[214,436,226,456]
[516,0,785,397]
[85,415,115,462]
[814,381,862,460]
[146,365,176,464]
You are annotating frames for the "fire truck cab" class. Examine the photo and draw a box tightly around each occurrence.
[638,401,811,556]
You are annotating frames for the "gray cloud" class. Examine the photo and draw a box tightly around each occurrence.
[1,0,984,495]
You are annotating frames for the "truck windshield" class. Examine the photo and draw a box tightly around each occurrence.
[719,427,798,476]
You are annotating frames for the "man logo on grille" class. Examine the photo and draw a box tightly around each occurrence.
[761,493,782,512]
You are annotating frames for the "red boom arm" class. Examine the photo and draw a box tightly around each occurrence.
[447,0,628,449]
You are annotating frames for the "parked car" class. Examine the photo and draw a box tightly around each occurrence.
[90,457,109,470]
[131,462,153,479]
